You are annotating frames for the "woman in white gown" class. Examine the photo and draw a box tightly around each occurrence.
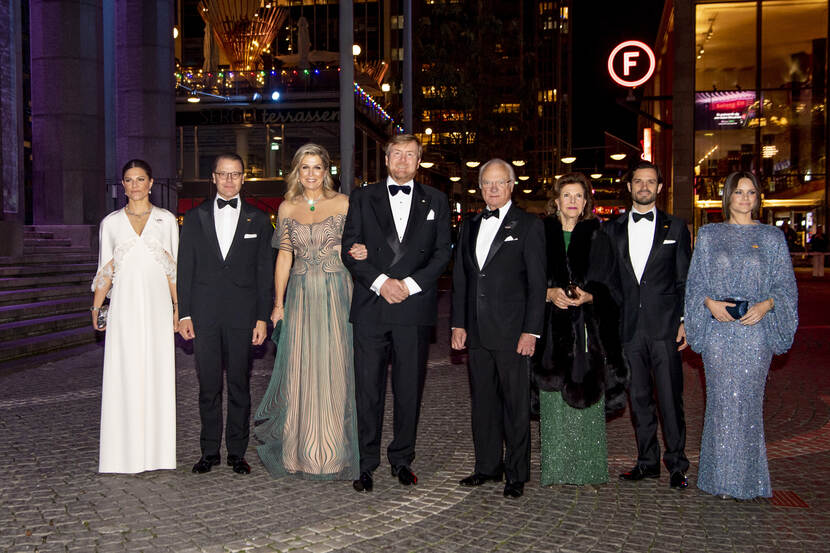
[92,159,179,474]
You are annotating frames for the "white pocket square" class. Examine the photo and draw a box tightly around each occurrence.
[244,233,258,239]
[663,239,676,244]
[426,209,435,220]
[504,236,518,242]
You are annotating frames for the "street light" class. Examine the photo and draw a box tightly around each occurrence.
[424,127,433,135]
[352,44,362,56]
[561,156,576,164]
[381,83,391,93]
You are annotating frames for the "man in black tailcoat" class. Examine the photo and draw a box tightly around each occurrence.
[450,158,546,498]
[341,134,452,492]
[603,160,691,489]
[177,153,274,475]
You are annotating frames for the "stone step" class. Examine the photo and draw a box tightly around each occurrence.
[0,284,92,306]
[0,326,99,363]
[0,272,93,291]
[0,311,89,341]
[22,246,93,255]
[23,231,55,239]
[0,263,97,277]
[0,297,91,324]
[23,238,72,248]
[0,253,97,266]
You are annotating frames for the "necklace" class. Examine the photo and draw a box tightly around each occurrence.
[125,206,152,217]
[302,194,322,212]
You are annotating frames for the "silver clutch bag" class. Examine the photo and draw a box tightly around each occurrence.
[97,304,109,328]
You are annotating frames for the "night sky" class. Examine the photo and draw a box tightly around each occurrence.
[571,0,667,149]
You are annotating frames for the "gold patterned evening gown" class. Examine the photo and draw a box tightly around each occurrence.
[254,214,359,479]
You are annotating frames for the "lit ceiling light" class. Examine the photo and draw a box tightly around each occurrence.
[381,83,391,92]
[522,189,532,194]
[518,176,530,181]
[609,153,627,161]
[173,26,179,39]
[554,174,562,179]
[424,127,433,135]
[465,161,480,168]
[271,90,281,101]
[449,176,461,182]
[419,162,434,168]
[590,173,602,179]
[187,90,200,103]
[561,156,576,164]
[512,160,526,167]
[467,188,477,194]
[352,44,362,56]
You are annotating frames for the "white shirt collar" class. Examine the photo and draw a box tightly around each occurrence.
[486,199,512,217]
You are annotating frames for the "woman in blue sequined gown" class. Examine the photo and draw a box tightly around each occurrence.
[685,172,798,499]
[254,144,364,480]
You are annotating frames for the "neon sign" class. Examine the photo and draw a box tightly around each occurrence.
[607,40,656,88]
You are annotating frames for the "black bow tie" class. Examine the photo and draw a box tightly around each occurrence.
[217,197,238,209]
[632,211,654,223]
[388,184,412,196]
[482,208,500,220]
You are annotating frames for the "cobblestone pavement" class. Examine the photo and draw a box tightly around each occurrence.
[2,272,830,553]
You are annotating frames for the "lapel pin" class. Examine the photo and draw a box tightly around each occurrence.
[246,218,252,222]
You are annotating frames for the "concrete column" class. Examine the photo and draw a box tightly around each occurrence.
[339,0,354,194]
[0,0,25,254]
[114,0,176,211]
[30,0,105,225]
[235,128,249,169]
[672,0,694,224]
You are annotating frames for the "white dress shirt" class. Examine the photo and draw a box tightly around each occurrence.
[476,200,511,269]
[214,194,241,260]
[370,178,421,296]
[627,206,656,283]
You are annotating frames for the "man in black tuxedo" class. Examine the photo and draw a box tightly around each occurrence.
[603,161,691,489]
[341,134,452,492]
[177,153,274,475]
[450,159,546,498]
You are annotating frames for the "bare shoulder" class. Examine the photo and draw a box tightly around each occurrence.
[331,192,351,215]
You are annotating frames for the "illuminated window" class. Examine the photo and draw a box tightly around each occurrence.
[495,103,520,114]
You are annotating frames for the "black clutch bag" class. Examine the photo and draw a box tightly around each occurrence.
[713,298,749,320]
[270,320,282,347]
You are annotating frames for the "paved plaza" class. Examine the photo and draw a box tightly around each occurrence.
[2,271,830,553]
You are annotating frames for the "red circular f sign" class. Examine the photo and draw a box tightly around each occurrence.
[607,40,656,88]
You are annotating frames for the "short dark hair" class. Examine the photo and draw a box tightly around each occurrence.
[626,160,663,185]
[546,172,595,219]
[212,153,245,173]
[722,171,762,220]
[121,159,153,180]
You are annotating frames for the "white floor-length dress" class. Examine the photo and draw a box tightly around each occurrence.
[94,207,178,473]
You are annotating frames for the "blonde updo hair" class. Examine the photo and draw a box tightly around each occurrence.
[545,172,596,220]
[284,143,336,201]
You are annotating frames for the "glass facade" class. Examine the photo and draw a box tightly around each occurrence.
[693,0,829,244]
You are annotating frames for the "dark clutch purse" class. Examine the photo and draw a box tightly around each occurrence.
[270,320,282,347]
[712,298,749,320]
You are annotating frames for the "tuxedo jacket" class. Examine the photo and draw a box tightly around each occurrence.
[341,181,452,326]
[450,204,547,351]
[177,199,274,329]
[604,209,691,343]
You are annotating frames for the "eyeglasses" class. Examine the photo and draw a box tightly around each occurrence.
[480,180,513,190]
[214,171,243,181]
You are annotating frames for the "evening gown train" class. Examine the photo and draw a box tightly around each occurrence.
[94,207,178,473]
[685,223,798,499]
[254,214,359,479]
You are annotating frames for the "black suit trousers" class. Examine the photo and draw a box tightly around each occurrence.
[624,330,689,474]
[353,322,429,473]
[193,323,252,459]
[467,346,531,484]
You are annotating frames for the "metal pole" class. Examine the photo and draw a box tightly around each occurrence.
[403,0,413,132]
[340,0,355,194]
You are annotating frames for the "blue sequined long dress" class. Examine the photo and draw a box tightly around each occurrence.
[254,214,359,480]
[685,223,798,499]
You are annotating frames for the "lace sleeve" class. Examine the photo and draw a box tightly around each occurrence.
[145,236,178,284]
[272,217,293,253]
[92,259,114,293]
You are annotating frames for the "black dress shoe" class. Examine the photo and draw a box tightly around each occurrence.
[192,455,220,474]
[503,481,524,498]
[353,471,373,492]
[459,472,503,487]
[619,465,660,481]
[670,471,689,489]
[391,464,417,485]
[227,456,251,474]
